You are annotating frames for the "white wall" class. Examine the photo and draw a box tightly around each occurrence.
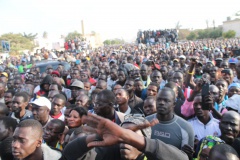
[222,19,240,37]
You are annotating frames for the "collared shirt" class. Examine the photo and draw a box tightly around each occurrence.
[188,113,221,141]
[128,94,143,109]
[116,105,131,115]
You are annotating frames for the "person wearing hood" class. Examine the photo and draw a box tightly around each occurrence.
[36,75,53,97]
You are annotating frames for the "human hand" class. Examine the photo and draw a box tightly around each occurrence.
[120,143,142,160]
[204,94,214,110]
[182,144,194,156]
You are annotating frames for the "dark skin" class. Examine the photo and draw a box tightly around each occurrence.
[219,111,240,145]
[123,80,135,99]
[156,90,175,122]
[140,64,148,81]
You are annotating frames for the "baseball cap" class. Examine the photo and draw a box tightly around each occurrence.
[1,72,8,78]
[30,97,51,110]
[228,58,238,64]
[225,94,240,113]
[70,80,84,89]
[51,70,60,77]
[121,114,151,138]
[173,59,179,62]
[179,55,186,59]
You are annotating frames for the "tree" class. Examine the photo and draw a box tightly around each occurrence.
[178,29,191,40]
[223,30,236,38]
[0,33,35,54]
[43,31,48,39]
[65,31,82,41]
[186,32,197,40]
[22,32,38,41]
[209,28,222,39]
[206,20,209,29]
[103,38,125,45]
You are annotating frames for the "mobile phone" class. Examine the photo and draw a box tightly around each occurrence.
[201,83,210,110]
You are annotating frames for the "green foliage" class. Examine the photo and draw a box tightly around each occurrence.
[223,30,236,38]
[197,28,222,39]
[65,31,82,41]
[0,33,35,54]
[103,38,125,45]
[22,32,38,41]
[186,32,197,40]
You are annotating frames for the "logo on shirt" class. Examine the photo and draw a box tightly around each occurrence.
[154,130,170,138]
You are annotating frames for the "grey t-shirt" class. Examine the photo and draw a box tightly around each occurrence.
[146,114,194,149]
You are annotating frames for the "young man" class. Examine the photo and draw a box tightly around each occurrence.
[51,94,66,121]
[12,119,62,160]
[11,92,33,123]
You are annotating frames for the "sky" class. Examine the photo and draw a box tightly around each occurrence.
[0,0,239,42]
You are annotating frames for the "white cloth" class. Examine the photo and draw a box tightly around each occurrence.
[188,113,221,140]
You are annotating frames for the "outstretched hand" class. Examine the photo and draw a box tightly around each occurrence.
[82,113,158,148]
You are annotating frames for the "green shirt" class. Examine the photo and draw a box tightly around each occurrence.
[18,64,32,73]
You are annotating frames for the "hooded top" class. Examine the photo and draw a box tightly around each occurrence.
[37,75,53,97]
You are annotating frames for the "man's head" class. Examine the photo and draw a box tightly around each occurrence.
[0,102,9,118]
[172,71,184,88]
[209,66,218,79]
[95,80,107,91]
[236,61,240,75]
[12,119,43,159]
[156,88,175,116]
[43,119,65,145]
[209,144,239,160]
[124,79,135,94]
[146,82,159,97]
[75,94,89,108]
[140,64,149,79]
[143,96,157,116]
[49,83,61,91]
[220,111,240,145]
[51,94,66,116]
[120,115,151,159]
[160,66,168,80]
[193,95,210,119]
[70,80,84,99]
[117,68,127,83]
[94,90,115,119]
[110,68,118,81]
[31,97,51,125]
[0,82,6,95]
[0,117,17,141]
[48,90,60,102]
[209,85,219,103]
[150,70,162,85]
[216,79,228,102]
[134,79,144,93]
[113,84,123,95]
[71,69,80,80]
[83,81,91,92]
[228,83,240,98]
[221,68,234,85]
[115,89,129,106]
[12,92,29,115]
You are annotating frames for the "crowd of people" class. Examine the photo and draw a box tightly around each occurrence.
[137,29,178,44]
[0,37,240,160]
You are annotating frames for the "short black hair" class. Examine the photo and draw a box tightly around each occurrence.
[0,117,17,132]
[5,89,15,96]
[165,81,178,90]
[118,68,128,77]
[70,107,87,118]
[209,144,239,159]
[159,87,176,100]
[14,92,29,102]
[49,119,65,133]
[0,102,9,116]
[51,82,62,91]
[53,94,66,103]
[97,89,116,105]
[148,82,160,91]
[17,119,43,137]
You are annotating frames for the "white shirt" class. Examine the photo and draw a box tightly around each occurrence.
[188,113,221,140]
[117,105,131,115]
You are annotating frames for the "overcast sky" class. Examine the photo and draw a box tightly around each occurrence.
[0,0,239,41]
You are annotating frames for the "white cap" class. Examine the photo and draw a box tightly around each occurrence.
[225,94,240,113]
[30,97,52,110]
[179,55,186,59]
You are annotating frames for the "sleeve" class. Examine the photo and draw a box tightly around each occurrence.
[18,65,24,73]
[61,136,93,160]
[181,99,195,117]
[144,138,188,160]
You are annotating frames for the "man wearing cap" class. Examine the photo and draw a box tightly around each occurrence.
[0,72,8,84]
[31,97,52,128]
[179,55,188,71]
[233,61,240,83]
[18,59,32,74]
[46,65,53,75]
[69,80,84,104]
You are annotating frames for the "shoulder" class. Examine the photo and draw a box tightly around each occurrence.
[42,143,62,160]
[146,113,156,121]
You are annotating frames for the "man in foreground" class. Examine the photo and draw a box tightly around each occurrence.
[12,119,61,160]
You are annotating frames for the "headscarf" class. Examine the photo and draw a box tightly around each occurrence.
[196,135,225,160]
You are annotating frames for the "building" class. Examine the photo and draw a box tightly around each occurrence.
[222,11,240,37]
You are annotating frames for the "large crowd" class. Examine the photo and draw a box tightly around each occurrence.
[0,38,240,160]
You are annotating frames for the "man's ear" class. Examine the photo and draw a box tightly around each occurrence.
[36,138,42,147]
